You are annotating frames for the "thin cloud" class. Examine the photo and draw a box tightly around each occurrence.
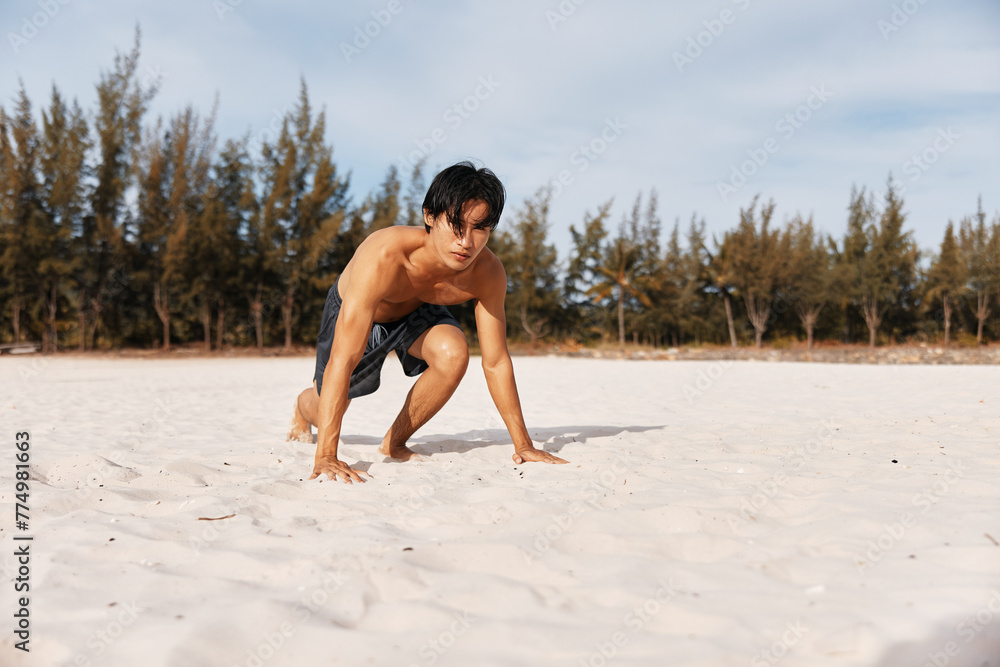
[0,0,996,254]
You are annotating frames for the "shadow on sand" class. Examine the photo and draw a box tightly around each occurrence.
[341,424,665,457]
[871,616,1000,667]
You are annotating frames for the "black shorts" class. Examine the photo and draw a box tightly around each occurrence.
[313,278,462,398]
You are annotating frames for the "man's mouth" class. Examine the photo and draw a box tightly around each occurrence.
[453,252,470,262]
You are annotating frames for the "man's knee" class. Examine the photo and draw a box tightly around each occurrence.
[429,330,469,377]
[298,385,320,424]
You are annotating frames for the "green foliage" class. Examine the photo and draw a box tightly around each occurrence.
[925,221,964,344]
[563,199,612,341]
[957,198,1000,344]
[837,180,918,347]
[721,196,783,348]
[587,233,654,348]
[1,34,995,352]
[494,187,562,344]
[783,214,832,347]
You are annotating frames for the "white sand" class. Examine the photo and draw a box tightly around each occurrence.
[1,355,999,667]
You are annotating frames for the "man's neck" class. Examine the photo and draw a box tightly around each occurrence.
[407,238,464,283]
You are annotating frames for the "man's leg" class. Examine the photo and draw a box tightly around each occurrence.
[380,325,469,461]
[287,382,326,442]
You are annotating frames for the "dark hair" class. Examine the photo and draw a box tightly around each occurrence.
[422,161,505,233]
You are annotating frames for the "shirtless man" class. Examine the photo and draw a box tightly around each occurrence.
[287,162,568,483]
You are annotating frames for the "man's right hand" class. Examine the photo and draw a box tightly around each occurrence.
[310,456,369,484]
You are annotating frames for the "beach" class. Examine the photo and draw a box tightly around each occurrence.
[2,355,998,666]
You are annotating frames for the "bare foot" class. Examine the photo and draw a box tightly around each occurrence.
[378,442,426,462]
[286,399,312,443]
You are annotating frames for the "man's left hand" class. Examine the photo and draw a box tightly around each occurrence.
[513,447,568,465]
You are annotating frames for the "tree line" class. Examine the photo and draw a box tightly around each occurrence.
[2,36,999,353]
[492,183,998,350]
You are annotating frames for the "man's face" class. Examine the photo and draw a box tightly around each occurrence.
[425,199,492,271]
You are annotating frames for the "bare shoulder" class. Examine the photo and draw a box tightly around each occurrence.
[359,226,424,259]
[342,227,422,296]
[471,248,507,299]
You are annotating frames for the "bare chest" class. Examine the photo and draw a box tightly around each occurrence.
[374,281,477,322]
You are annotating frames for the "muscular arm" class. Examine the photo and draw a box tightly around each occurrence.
[310,245,390,483]
[475,258,567,465]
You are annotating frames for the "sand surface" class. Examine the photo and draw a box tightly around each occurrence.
[1,355,998,667]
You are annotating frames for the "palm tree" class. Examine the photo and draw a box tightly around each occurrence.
[926,221,965,346]
[587,238,653,348]
[702,241,738,348]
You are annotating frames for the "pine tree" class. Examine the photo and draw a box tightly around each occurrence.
[367,166,401,232]
[0,108,12,342]
[958,197,1000,344]
[80,29,158,349]
[199,137,255,349]
[401,159,426,228]
[171,104,217,350]
[624,190,666,346]
[36,86,90,352]
[564,199,612,341]
[926,221,965,345]
[832,185,872,343]
[135,118,173,349]
[681,215,714,345]
[0,88,46,345]
[723,196,783,348]
[783,214,832,349]
[658,220,686,346]
[260,80,349,349]
[242,182,273,350]
[856,179,918,347]
[496,187,561,344]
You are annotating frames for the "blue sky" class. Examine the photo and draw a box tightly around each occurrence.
[2,0,998,258]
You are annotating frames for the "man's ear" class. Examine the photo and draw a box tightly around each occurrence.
[424,208,444,234]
